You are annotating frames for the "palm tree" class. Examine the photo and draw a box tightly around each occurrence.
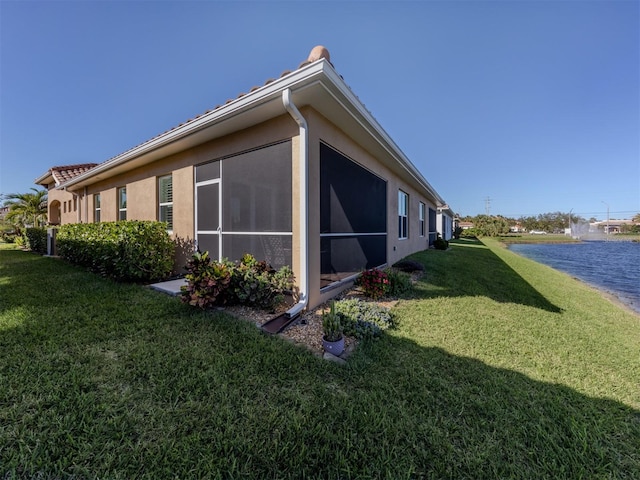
[3,188,48,234]
[633,213,640,223]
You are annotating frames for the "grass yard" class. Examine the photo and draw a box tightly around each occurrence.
[1,240,638,479]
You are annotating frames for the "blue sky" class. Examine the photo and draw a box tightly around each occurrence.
[1,0,638,221]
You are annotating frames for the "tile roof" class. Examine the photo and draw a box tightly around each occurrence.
[49,164,99,184]
[99,46,336,166]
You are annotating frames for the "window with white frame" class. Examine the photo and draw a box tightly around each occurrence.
[94,194,101,223]
[419,202,425,237]
[158,174,173,231]
[118,187,127,220]
[398,190,409,239]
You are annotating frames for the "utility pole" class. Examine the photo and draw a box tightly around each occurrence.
[484,196,491,216]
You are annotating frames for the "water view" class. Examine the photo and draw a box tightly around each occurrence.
[508,241,640,314]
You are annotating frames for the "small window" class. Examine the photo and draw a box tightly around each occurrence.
[118,187,127,221]
[94,194,101,223]
[419,202,425,237]
[158,175,173,231]
[398,190,408,239]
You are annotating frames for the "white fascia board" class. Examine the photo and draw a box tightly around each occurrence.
[59,61,329,190]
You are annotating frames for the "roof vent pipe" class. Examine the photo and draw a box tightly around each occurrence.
[282,88,308,319]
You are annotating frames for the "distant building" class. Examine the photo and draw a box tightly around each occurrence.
[590,219,638,234]
[459,221,474,230]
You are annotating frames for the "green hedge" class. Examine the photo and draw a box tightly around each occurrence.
[56,221,174,282]
[25,227,48,255]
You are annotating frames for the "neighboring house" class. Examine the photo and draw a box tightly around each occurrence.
[590,219,637,234]
[436,205,454,241]
[34,164,98,225]
[458,221,474,230]
[35,46,450,311]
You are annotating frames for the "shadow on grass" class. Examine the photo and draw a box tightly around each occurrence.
[407,238,563,313]
[1,246,638,478]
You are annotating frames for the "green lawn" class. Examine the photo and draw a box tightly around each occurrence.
[1,240,638,479]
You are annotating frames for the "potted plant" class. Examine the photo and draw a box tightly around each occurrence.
[322,301,344,356]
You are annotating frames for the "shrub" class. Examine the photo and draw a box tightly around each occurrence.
[358,268,389,299]
[181,252,295,311]
[181,251,232,308]
[460,228,480,239]
[57,221,174,282]
[1,233,17,243]
[384,268,413,297]
[24,227,48,254]
[433,237,449,250]
[333,298,395,340]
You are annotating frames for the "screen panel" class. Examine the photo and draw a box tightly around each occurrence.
[222,141,292,233]
[223,234,292,270]
[320,143,386,234]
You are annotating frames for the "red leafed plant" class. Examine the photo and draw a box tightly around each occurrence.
[358,268,389,299]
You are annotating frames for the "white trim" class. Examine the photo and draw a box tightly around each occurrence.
[221,231,292,236]
[320,232,386,237]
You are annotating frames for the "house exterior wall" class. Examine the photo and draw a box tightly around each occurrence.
[302,107,435,307]
[51,107,439,310]
[64,115,297,271]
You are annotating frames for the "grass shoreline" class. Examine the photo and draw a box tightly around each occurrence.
[1,241,638,478]
[494,236,640,317]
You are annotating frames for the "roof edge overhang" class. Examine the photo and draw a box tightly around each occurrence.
[56,58,447,206]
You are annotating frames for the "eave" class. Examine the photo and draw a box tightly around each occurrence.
[58,59,445,206]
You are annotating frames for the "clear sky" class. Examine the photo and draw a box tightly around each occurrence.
[1,0,638,221]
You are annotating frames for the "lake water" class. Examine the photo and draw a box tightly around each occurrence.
[508,241,640,314]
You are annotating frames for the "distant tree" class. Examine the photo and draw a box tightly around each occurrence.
[633,213,640,223]
[518,212,588,234]
[472,215,511,237]
[3,188,48,235]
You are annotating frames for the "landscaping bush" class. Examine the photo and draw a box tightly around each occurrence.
[1,233,17,244]
[333,298,395,340]
[384,268,413,297]
[24,227,48,254]
[357,268,389,299]
[56,221,174,282]
[230,254,294,310]
[181,252,294,311]
[181,250,231,308]
[433,236,449,250]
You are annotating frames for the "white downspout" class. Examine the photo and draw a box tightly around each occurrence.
[83,187,88,223]
[282,88,308,318]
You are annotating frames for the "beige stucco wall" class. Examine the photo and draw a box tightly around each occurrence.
[302,107,437,308]
[64,115,298,271]
[53,108,437,311]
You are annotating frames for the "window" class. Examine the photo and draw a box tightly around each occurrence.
[398,190,408,239]
[118,187,127,220]
[419,202,425,237]
[94,194,101,223]
[158,175,173,230]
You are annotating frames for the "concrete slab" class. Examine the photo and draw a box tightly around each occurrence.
[149,278,187,296]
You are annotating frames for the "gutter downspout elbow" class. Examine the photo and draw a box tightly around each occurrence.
[282,88,308,319]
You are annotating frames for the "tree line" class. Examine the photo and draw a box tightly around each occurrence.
[457,212,640,237]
